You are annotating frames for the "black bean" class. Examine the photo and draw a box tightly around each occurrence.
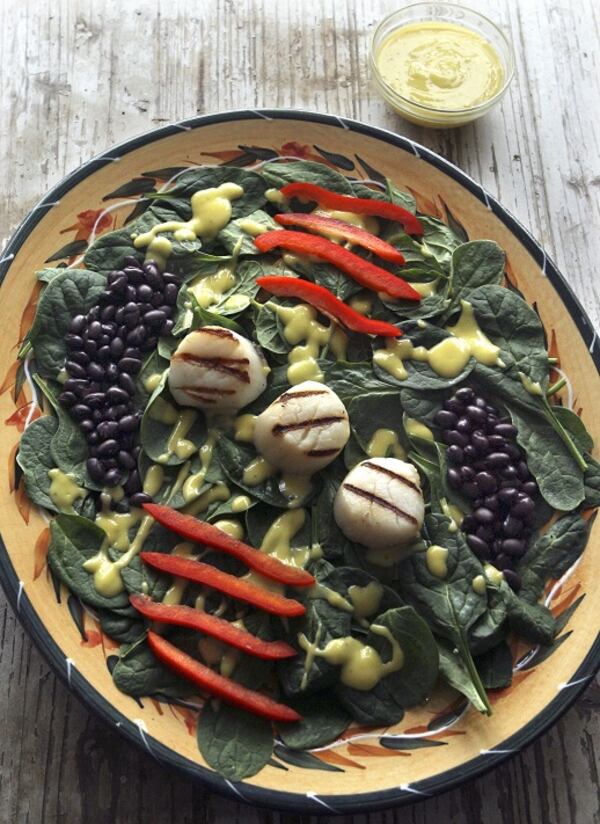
[69,314,86,334]
[80,419,94,434]
[104,468,122,487]
[446,445,463,465]
[144,309,165,328]
[487,435,505,450]
[504,443,521,461]
[88,362,105,381]
[138,302,153,315]
[456,416,471,434]
[58,391,76,407]
[130,492,153,507]
[476,525,495,543]
[125,285,137,302]
[446,430,468,448]
[110,275,128,296]
[137,284,153,302]
[513,495,534,519]
[164,283,179,305]
[467,534,491,559]
[474,397,487,409]
[118,373,136,395]
[498,486,518,504]
[101,321,117,336]
[65,333,84,351]
[107,404,129,420]
[444,398,464,415]
[87,320,102,340]
[485,404,498,416]
[97,345,111,363]
[106,363,119,382]
[487,451,510,468]
[127,326,147,346]
[159,305,173,318]
[454,387,475,404]
[160,319,174,337]
[474,507,495,524]
[471,432,489,453]
[97,421,118,440]
[463,444,477,462]
[516,460,530,481]
[120,432,135,449]
[108,269,124,285]
[97,439,119,458]
[92,409,103,423]
[162,272,181,286]
[115,307,126,325]
[84,339,98,357]
[100,305,115,322]
[125,266,144,284]
[103,458,118,470]
[484,416,499,434]
[124,256,142,269]
[484,494,499,511]
[98,334,110,347]
[502,538,525,556]
[502,515,523,537]
[502,569,521,592]
[70,350,90,367]
[144,264,163,289]
[86,392,105,409]
[151,293,164,308]
[107,386,130,404]
[522,480,538,496]
[140,336,158,352]
[117,450,136,470]
[88,305,101,322]
[124,471,141,496]
[119,414,139,433]
[113,501,131,514]
[64,379,88,396]
[474,473,495,496]
[462,515,477,532]
[494,553,510,569]
[461,466,476,482]
[435,409,457,429]
[119,357,142,374]
[447,468,462,488]
[463,481,480,499]
[108,338,124,359]
[501,465,519,481]
[465,405,487,425]
[87,457,105,483]
[494,422,518,439]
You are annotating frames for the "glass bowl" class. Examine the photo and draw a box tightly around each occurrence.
[370,2,515,128]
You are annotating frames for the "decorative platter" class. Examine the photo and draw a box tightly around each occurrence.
[0,110,598,815]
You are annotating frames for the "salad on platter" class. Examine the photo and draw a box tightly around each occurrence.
[16,158,599,780]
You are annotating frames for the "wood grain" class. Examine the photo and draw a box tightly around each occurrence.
[0,0,598,822]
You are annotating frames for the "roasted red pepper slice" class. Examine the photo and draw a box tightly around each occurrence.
[279,182,423,236]
[147,631,301,722]
[254,231,421,301]
[257,276,401,338]
[274,212,405,263]
[130,595,296,660]
[143,503,314,588]
[141,552,306,618]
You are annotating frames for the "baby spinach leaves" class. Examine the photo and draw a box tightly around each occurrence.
[277,693,350,750]
[259,160,354,194]
[112,638,190,698]
[197,702,273,782]
[17,416,60,511]
[28,269,106,378]
[217,209,278,255]
[214,437,289,508]
[139,375,206,466]
[447,241,505,312]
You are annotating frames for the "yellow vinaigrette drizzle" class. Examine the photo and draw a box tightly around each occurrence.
[376,21,504,111]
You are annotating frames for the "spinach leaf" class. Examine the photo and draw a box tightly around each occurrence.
[48,514,130,610]
[468,285,547,385]
[551,408,594,454]
[217,209,278,255]
[309,262,362,302]
[385,179,417,213]
[320,360,393,402]
[260,160,354,194]
[500,583,556,645]
[84,227,142,274]
[399,386,450,428]
[112,638,190,698]
[475,641,513,690]
[28,269,106,378]
[35,377,96,488]
[98,607,145,644]
[17,416,60,511]
[397,513,491,713]
[140,375,206,466]
[348,392,407,455]
[336,606,439,726]
[467,587,508,654]
[36,266,69,284]
[197,701,273,781]
[277,693,349,749]
[255,302,290,355]
[448,241,505,309]
[245,502,312,550]
[312,462,360,565]
[516,513,589,603]
[214,437,289,508]
[147,166,267,219]
[583,456,600,506]
[437,639,490,713]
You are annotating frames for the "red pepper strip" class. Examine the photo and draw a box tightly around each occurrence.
[130,595,296,660]
[143,503,314,588]
[274,212,405,264]
[254,231,421,302]
[141,552,306,618]
[147,631,301,722]
[257,276,401,339]
[279,181,424,236]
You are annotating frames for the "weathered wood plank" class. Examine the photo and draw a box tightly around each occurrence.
[0,0,598,822]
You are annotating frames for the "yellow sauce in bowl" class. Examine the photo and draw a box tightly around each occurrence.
[376,21,504,111]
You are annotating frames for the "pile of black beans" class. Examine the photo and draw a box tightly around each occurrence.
[58,256,181,494]
[434,386,538,592]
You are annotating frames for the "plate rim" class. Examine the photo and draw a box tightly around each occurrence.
[0,107,598,815]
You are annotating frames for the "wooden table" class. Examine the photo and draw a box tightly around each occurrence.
[1,1,598,821]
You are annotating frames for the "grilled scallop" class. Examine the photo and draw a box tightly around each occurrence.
[334,457,424,553]
[168,326,268,412]
[253,380,350,474]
